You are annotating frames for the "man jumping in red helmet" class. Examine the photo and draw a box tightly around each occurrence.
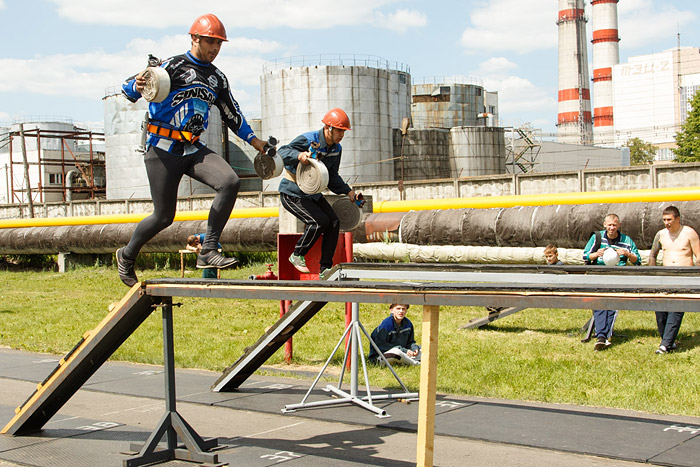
[278,108,362,279]
[116,14,267,287]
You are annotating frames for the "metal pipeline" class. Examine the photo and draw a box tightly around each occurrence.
[0,217,278,255]
[0,207,278,229]
[1,187,700,254]
[374,186,700,213]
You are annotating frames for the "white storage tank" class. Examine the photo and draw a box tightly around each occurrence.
[103,89,223,200]
[261,55,411,190]
[450,126,506,177]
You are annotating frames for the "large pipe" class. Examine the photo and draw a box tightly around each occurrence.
[2,200,698,255]
[0,207,278,229]
[374,186,700,213]
[2,186,698,230]
[0,218,278,255]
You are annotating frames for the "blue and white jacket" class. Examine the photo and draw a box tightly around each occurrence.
[122,51,256,156]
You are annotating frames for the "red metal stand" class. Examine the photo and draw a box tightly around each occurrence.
[277,232,353,362]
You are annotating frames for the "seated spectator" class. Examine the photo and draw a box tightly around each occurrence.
[544,244,563,265]
[368,303,421,366]
[186,233,220,279]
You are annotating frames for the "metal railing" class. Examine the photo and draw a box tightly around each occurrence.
[263,54,410,74]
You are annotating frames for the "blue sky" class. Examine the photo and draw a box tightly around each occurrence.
[1,0,698,135]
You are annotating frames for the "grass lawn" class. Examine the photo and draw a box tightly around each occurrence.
[1,260,699,418]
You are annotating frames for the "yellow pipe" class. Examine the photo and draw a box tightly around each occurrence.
[374,186,700,213]
[3,186,700,229]
[0,207,278,229]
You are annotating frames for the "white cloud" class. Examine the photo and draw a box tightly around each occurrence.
[0,32,279,103]
[46,0,423,31]
[374,9,427,33]
[460,0,556,54]
[0,1,6,11]
[484,75,555,113]
[474,57,518,78]
[617,0,696,49]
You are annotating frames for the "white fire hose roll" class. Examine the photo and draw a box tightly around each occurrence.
[141,66,171,103]
[254,152,283,179]
[296,159,329,195]
[332,197,362,231]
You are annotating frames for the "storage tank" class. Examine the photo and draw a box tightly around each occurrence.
[103,89,223,200]
[392,128,451,181]
[450,127,506,177]
[261,55,412,190]
[411,77,487,129]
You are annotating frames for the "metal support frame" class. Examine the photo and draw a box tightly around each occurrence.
[124,297,223,467]
[283,302,417,418]
[459,307,526,330]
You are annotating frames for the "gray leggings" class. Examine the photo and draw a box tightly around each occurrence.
[123,146,240,258]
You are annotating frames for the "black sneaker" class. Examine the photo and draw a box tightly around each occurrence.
[116,248,138,287]
[594,337,607,351]
[197,250,239,269]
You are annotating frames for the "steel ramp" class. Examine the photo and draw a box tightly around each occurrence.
[212,300,328,392]
[2,284,158,435]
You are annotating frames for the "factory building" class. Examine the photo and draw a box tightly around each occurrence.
[612,47,700,161]
[0,119,105,205]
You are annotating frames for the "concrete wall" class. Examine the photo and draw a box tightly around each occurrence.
[3,162,700,220]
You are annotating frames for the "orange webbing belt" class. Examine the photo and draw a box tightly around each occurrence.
[147,124,200,143]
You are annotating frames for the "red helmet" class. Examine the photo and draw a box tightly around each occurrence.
[322,108,351,131]
[189,14,228,41]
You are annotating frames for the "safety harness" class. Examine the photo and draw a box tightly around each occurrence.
[147,123,200,143]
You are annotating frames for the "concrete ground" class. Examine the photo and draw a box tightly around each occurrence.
[1,348,698,466]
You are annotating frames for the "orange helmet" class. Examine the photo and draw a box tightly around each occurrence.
[189,14,228,41]
[322,108,351,131]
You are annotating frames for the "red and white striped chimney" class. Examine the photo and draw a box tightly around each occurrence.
[591,0,620,146]
[557,0,593,145]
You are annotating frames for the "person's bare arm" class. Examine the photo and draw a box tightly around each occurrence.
[688,228,700,267]
[648,231,660,266]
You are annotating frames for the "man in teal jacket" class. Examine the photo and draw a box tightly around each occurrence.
[583,213,641,351]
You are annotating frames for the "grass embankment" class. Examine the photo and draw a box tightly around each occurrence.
[1,259,699,417]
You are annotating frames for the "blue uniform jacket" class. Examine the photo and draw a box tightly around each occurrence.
[278,129,351,201]
[122,51,256,156]
[368,315,419,361]
[583,231,641,266]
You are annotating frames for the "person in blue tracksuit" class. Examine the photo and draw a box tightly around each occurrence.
[278,108,361,279]
[115,13,266,287]
[583,213,641,351]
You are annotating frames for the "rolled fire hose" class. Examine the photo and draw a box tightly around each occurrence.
[141,67,171,103]
[332,197,363,231]
[254,152,284,179]
[296,158,329,194]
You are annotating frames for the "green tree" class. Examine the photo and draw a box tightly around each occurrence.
[624,137,657,165]
[673,89,700,162]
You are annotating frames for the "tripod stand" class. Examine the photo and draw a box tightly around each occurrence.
[283,302,418,418]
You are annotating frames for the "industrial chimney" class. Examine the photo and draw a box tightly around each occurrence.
[557,0,593,145]
[591,0,620,146]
